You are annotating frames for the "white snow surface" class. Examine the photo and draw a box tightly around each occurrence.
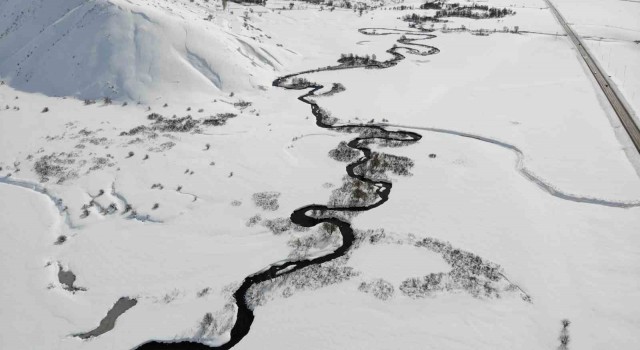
[549,0,640,120]
[0,0,292,102]
[1,0,639,350]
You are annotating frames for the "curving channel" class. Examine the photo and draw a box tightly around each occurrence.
[135,28,438,350]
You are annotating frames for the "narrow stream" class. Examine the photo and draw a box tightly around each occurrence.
[135,28,438,350]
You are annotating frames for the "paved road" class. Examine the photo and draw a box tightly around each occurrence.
[544,0,640,154]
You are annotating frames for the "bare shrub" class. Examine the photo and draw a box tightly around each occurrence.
[262,217,309,235]
[287,225,342,258]
[245,214,262,227]
[398,237,508,299]
[252,191,281,211]
[328,141,360,162]
[316,106,338,125]
[202,113,237,126]
[121,112,240,137]
[233,100,252,109]
[197,287,211,298]
[354,152,414,181]
[328,175,379,207]
[358,279,395,300]
[196,303,235,340]
[54,235,67,245]
[288,77,312,88]
[246,260,358,309]
[558,319,571,349]
[320,83,346,96]
[33,153,77,183]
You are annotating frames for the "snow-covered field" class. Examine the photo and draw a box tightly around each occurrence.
[549,0,640,122]
[1,0,639,349]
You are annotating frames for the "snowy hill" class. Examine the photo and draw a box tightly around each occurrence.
[0,0,290,102]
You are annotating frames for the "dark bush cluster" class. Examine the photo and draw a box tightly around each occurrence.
[230,0,267,5]
[338,53,381,67]
[398,237,506,298]
[288,77,313,89]
[287,224,341,258]
[245,214,262,227]
[54,235,67,245]
[419,1,444,10]
[328,141,361,162]
[153,115,200,132]
[358,279,395,300]
[252,191,281,211]
[262,217,309,235]
[148,141,176,153]
[202,113,237,126]
[121,112,239,136]
[195,303,235,340]
[402,13,444,24]
[305,207,359,223]
[399,273,449,297]
[354,152,415,181]
[558,319,571,349]
[198,312,214,337]
[328,175,379,208]
[103,202,119,215]
[196,287,211,298]
[34,156,65,181]
[337,126,402,142]
[351,230,527,300]
[33,153,77,183]
[245,260,358,309]
[120,114,197,135]
[415,237,501,281]
[315,106,339,126]
[435,7,514,19]
[407,2,515,23]
[355,228,390,246]
[436,3,514,19]
[233,100,252,109]
[320,83,346,96]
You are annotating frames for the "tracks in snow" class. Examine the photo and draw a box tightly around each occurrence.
[383,123,640,208]
[0,175,76,229]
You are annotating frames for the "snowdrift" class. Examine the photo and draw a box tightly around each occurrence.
[0,0,288,102]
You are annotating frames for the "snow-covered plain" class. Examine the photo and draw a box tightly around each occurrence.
[1,0,639,349]
[549,0,640,122]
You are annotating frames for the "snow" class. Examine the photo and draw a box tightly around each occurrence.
[239,284,544,350]
[351,134,640,349]
[348,244,450,285]
[547,0,640,121]
[0,184,68,349]
[314,31,640,199]
[1,0,639,349]
[0,0,292,103]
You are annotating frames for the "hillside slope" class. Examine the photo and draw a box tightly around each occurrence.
[0,0,289,102]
